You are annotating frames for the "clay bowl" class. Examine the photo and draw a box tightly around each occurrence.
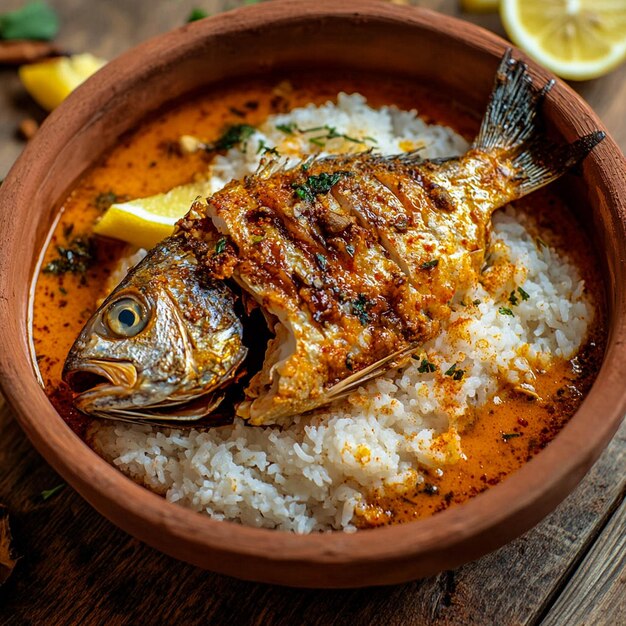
[1,0,625,588]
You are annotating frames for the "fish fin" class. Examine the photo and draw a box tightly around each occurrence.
[255,156,290,179]
[473,49,605,195]
[370,149,424,166]
[325,343,420,401]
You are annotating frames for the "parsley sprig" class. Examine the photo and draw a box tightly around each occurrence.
[417,358,437,374]
[292,171,350,202]
[445,363,465,381]
[211,124,256,151]
[276,123,377,148]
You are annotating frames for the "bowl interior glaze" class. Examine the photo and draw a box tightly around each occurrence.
[0,0,625,588]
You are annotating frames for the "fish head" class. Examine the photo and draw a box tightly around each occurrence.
[62,236,247,422]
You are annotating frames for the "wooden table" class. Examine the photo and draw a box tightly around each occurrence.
[0,1,624,623]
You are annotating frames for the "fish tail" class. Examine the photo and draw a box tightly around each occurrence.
[473,49,605,195]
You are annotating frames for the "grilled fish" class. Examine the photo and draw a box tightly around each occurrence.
[63,51,604,427]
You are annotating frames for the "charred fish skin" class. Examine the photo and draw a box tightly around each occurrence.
[63,236,247,422]
[63,50,604,427]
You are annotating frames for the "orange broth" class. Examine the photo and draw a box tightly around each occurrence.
[30,72,605,526]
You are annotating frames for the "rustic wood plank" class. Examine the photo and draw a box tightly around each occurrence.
[0,0,625,624]
[540,494,626,626]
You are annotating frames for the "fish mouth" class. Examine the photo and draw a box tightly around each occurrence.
[63,358,233,427]
[64,359,138,399]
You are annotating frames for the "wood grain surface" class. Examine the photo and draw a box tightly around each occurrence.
[0,0,624,623]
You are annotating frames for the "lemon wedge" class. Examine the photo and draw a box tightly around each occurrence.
[460,0,499,13]
[501,0,626,80]
[93,181,212,250]
[19,53,107,111]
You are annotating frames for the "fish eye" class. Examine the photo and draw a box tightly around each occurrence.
[104,297,148,338]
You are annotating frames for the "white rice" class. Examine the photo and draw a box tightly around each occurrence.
[92,93,592,533]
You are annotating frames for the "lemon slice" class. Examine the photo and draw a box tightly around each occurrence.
[19,53,107,111]
[460,0,499,13]
[93,181,212,250]
[501,0,626,80]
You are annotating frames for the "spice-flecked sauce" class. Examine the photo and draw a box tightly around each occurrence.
[31,72,605,526]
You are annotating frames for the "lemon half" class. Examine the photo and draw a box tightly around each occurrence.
[93,181,212,250]
[501,0,626,80]
[19,53,107,111]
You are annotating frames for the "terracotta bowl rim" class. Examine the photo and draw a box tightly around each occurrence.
[0,0,625,585]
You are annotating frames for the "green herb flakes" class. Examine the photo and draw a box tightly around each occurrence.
[94,191,119,212]
[508,291,519,306]
[274,122,375,147]
[276,123,297,135]
[418,358,437,374]
[214,237,227,255]
[0,1,59,41]
[315,253,327,270]
[517,286,530,301]
[41,483,65,501]
[498,307,514,316]
[501,432,521,442]
[291,171,350,203]
[186,7,208,22]
[420,259,439,270]
[351,294,370,325]
[43,237,95,275]
[444,363,465,381]
[212,124,255,151]
[256,140,279,156]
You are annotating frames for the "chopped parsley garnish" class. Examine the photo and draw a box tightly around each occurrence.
[43,237,95,275]
[212,124,255,151]
[41,483,66,501]
[422,483,439,496]
[0,1,59,41]
[291,171,350,203]
[351,294,371,325]
[507,286,530,309]
[275,122,376,147]
[250,233,264,244]
[94,191,120,212]
[214,237,227,255]
[444,363,465,381]
[292,184,314,202]
[502,432,521,442]
[315,253,327,270]
[420,259,439,270]
[473,299,481,306]
[498,307,514,316]
[276,123,297,135]
[418,358,437,374]
[256,140,280,156]
[186,7,208,22]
